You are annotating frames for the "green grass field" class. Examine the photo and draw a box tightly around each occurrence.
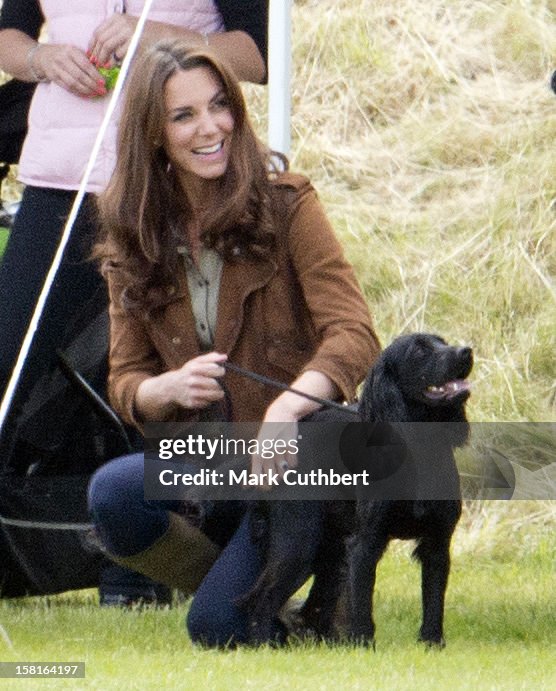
[0,540,554,690]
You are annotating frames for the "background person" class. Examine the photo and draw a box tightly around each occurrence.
[0,0,268,606]
[88,40,380,645]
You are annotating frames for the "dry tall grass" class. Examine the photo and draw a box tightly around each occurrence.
[247,0,556,425]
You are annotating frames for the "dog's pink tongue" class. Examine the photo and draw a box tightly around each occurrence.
[447,379,471,393]
[425,379,471,399]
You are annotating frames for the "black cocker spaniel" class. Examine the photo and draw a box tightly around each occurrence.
[348,333,473,647]
[242,333,473,648]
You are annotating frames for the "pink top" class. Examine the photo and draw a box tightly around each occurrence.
[18,0,224,193]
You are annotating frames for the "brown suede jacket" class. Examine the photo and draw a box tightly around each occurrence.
[106,172,381,427]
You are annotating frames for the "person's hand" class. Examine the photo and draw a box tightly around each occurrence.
[134,352,228,422]
[250,402,300,490]
[165,351,228,410]
[32,43,106,97]
[167,351,228,411]
[88,14,138,66]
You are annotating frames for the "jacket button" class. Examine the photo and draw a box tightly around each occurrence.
[172,336,181,345]
[167,286,176,296]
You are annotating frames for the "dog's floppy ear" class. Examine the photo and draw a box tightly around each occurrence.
[359,357,409,423]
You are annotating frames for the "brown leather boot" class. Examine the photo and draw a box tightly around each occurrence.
[108,511,220,596]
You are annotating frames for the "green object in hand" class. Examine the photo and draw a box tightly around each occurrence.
[0,228,10,259]
[97,65,120,91]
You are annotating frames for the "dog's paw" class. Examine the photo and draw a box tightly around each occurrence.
[247,618,288,648]
[419,634,446,650]
[278,597,306,634]
[346,630,376,650]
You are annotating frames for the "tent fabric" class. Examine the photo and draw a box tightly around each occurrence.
[0,476,106,597]
[0,276,139,597]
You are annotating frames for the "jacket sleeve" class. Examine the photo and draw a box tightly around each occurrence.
[284,177,381,401]
[105,271,164,428]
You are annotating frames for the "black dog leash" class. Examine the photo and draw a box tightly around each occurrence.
[222,361,359,416]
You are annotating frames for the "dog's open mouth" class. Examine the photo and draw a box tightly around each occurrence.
[424,379,471,401]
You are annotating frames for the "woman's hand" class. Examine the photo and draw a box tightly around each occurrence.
[32,43,105,97]
[171,352,228,410]
[135,352,228,422]
[88,14,138,66]
[250,403,300,490]
[250,371,340,488]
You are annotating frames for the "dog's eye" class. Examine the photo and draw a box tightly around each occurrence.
[411,342,429,359]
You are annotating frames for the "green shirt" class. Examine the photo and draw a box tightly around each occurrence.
[178,245,223,351]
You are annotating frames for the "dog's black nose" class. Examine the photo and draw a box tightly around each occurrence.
[457,346,473,366]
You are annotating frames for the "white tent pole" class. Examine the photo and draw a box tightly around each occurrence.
[0,0,156,436]
[267,0,292,155]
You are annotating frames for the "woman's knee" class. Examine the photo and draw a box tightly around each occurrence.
[186,596,245,648]
[88,453,166,556]
[185,511,263,648]
[88,453,144,521]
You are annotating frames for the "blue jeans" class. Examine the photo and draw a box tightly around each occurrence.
[89,453,316,646]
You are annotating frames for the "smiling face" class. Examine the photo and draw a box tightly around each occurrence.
[163,66,234,197]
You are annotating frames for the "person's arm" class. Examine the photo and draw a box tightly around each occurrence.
[0,0,42,79]
[0,0,42,38]
[0,0,104,95]
[262,371,339,424]
[214,0,268,82]
[250,369,338,481]
[88,1,268,84]
[284,178,380,403]
[251,177,381,480]
[0,29,102,95]
[105,271,167,427]
[0,28,41,81]
[106,271,227,427]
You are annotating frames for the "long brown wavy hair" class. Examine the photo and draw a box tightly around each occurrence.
[95,39,286,311]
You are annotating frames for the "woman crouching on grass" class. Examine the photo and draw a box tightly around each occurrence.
[88,39,380,647]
